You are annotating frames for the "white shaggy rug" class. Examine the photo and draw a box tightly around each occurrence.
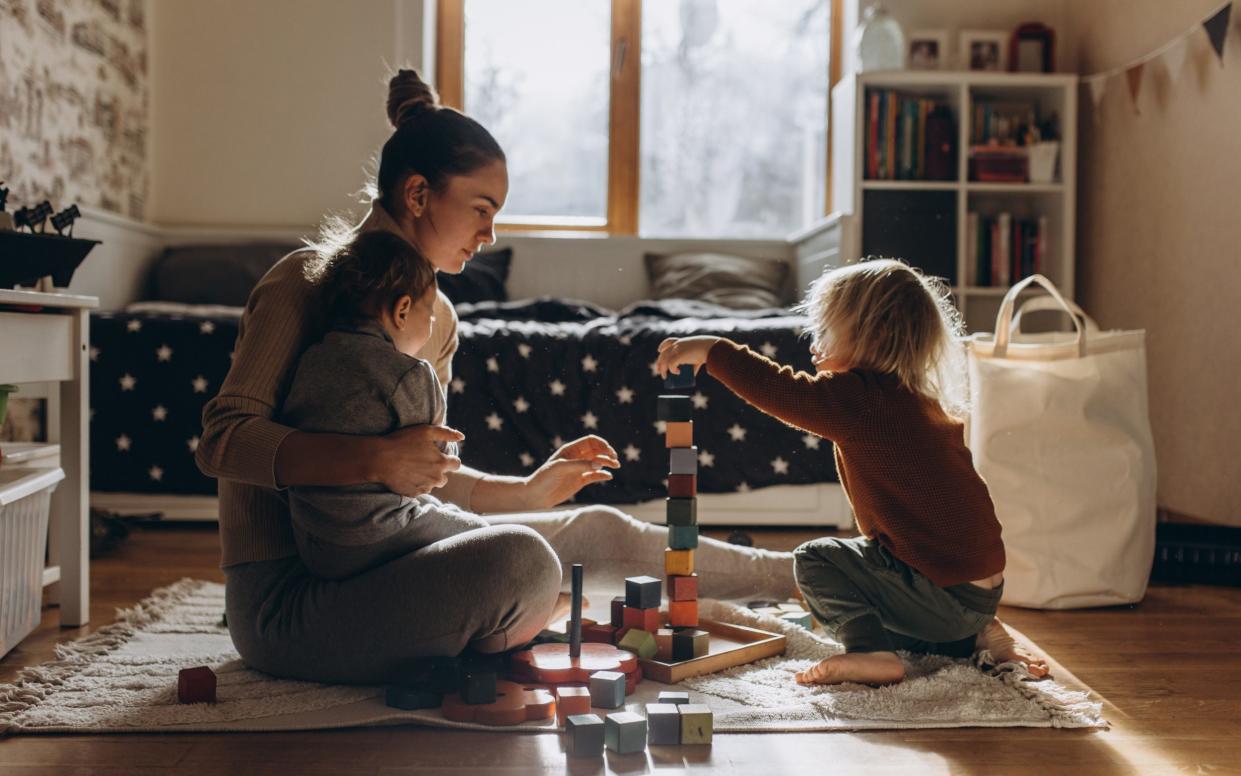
[0,579,1104,734]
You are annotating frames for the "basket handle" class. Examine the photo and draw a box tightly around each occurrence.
[1010,295,1099,335]
[992,275,1086,358]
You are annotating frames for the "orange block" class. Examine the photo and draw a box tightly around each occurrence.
[669,599,699,627]
[555,686,592,726]
[665,421,694,448]
[665,548,695,576]
[623,605,662,632]
[654,628,676,660]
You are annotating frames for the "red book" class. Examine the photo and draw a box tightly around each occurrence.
[867,92,880,179]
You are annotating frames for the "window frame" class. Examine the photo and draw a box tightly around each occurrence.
[436,0,841,236]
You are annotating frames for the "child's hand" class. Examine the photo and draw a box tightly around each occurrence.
[656,336,721,378]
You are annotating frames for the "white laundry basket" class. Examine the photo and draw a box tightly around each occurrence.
[1,466,65,658]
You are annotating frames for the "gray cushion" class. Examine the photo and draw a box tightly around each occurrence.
[149,243,298,306]
[644,252,789,309]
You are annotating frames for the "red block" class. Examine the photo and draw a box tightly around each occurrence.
[582,623,618,644]
[623,605,662,633]
[177,666,217,704]
[668,474,697,498]
[669,599,699,627]
[667,573,698,602]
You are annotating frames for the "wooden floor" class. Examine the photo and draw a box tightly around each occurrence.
[1,523,1238,775]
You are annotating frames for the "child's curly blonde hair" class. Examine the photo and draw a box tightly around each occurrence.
[796,257,969,418]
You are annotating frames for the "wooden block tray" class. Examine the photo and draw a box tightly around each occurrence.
[637,619,785,684]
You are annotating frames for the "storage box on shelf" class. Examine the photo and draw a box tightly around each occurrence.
[831,71,1077,333]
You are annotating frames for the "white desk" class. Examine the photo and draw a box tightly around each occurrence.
[0,288,97,626]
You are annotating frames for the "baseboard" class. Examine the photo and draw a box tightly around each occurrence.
[1151,522,1241,587]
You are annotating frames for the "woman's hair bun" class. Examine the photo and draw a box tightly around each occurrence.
[386,69,440,129]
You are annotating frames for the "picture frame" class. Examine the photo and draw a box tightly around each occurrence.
[908,30,948,71]
[1010,23,1055,73]
[960,30,1008,72]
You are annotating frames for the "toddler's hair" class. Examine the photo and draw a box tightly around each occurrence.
[797,257,969,418]
[312,231,437,323]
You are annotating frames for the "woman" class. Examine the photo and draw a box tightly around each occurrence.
[196,70,797,684]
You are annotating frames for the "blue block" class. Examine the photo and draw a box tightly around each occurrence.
[566,713,605,756]
[663,364,695,389]
[589,670,627,709]
[605,711,648,754]
[625,575,662,610]
[668,524,698,550]
[668,447,698,475]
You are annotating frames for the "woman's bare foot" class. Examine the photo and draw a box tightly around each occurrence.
[795,651,906,686]
[976,618,1050,678]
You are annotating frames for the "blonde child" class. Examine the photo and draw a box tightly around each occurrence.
[655,258,1049,686]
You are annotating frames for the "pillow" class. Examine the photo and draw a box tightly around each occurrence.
[149,243,297,306]
[644,252,789,310]
[436,247,512,305]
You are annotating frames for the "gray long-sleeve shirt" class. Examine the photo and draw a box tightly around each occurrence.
[280,320,457,545]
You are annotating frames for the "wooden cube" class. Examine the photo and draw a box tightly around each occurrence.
[665,497,698,526]
[625,575,662,609]
[656,394,692,422]
[679,704,714,744]
[668,447,698,475]
[654,628,676,660]
[645,703,681,745]
[668,599,699,628]
[177,666,217,704]
[672,629,710,661]
[385,682,441,710]
[667,473,697,498]
[667,573,698,601]
[555,686,593,726]
[665,548,695,576]
[617,628,657,660]
[460,669,496,705]
[777,602,805,613]
[623,605,661,632]
[663,364,695,389]
[589,670,627,709]
[605,710,648,754]
[780,611,814,629]
[583,623,618,644]
[668,524,698,550]
[610,595,627,628]
[566,713,605,756]
[657,690,690,705]
[665,420,694,448]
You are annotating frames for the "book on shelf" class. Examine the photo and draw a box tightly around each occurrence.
[865,89,956,181]
[968,211,1047,288]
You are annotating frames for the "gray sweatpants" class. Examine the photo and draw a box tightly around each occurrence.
[793,535,1002,657]
[225,505,796,685]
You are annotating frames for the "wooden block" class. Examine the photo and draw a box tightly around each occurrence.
[667,573,698,601]
[582,623,618,644]
[610,596,627,628]
[623,605,661,632]
[665,420,693,448]
[617,628,657,660]
[566,713,605,756]
[461,669,497,705]
[555,686,592,726]
[645,703,681,745]
[667,473,696,498]
[625,575,662,610]
[177,666,216,704]
[605,710,648,754]
[746,599,781,610]
[755,607,783,617]
[777,602,805,613]
[588,670,627,709]
[665,497,697,526]
[679,703,714,744]
[669,599,699,628]
[657,394,692,422]
[664,548,695,576]
[385,683,441,710]
[663,364,695,389]
[668,447,698,475]
[654,628,675,660]
[657,690,690,705]
[668,524,698,550]
[393,655,461,694]
[672,629,709,660]
[780,611,814,629]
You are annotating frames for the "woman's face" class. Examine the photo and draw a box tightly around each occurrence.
[406,159,509,274]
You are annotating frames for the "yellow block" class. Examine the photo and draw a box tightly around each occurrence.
[665,548,695,576]
[665,421,693,448]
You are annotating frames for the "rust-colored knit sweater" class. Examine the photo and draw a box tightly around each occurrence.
[706,339,1005,586]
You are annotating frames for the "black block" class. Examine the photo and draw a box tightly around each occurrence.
[657,395,693,422]
[625,575,662,610]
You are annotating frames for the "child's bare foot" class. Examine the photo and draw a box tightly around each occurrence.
[795,651,906,686]
[977,618,1050,678]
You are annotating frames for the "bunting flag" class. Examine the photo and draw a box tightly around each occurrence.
[1125,64,1145,113]
[1088,75,1109,114]
[1203,3,1232,61]
[1162,36,1189,78]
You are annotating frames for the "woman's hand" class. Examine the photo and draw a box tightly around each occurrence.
[655,336,721,379]
[376,424,465,497]
[522,435,621,510]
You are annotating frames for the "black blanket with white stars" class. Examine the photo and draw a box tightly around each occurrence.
[89,299,837,502]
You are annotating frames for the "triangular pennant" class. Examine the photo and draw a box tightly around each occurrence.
[1126,63,1145,113]
[1163,35,1189,79]
[1203,2,1232,61]
[1087,75,1109,113]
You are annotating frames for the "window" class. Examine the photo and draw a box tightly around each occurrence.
[437,0,839,237]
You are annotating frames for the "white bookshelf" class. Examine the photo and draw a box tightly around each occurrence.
[830,70,1078,333]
